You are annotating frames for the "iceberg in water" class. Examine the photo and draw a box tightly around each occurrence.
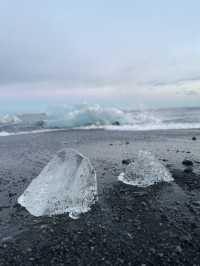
[45,103,131,128]
[18,149,98,219]
[118,150,173,187]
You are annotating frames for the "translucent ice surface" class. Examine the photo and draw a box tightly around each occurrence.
[118,150,173,187]
[18,149,98,219]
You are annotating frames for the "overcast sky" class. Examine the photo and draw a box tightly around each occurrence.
[0,0,200,112]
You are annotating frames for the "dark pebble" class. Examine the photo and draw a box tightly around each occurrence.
[8,192,15,198]
[122,159,132,165]
[182,159,193,166]
[184,167,193,173]
[161,213,168,221]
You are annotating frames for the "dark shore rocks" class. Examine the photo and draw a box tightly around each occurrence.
[182,159,193,166]
[192,136,197,141]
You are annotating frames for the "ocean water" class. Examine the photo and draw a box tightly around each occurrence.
[0,105,200,136]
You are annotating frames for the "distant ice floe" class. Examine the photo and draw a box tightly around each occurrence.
[0,114,21,124]
[118,150,173,187]
[18,149,98,219]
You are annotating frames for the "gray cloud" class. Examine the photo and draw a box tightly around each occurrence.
[180,89,200,96]
[0,0,200,102]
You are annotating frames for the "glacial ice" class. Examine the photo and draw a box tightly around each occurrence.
[18,149,98,219]
[46,104,131,128]
[0,114,21,124]
[118,150,173,187]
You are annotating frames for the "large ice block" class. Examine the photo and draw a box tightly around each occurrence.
[118,150,173,187]
[18,149,98,219]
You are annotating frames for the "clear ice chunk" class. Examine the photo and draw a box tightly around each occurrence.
[118,150,173,187]
[18,149,98,219]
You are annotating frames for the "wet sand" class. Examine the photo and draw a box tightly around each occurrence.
[0,129,200,265]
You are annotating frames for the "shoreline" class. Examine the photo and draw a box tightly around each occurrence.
[0,126,200,137]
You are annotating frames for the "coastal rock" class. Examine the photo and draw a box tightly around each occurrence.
[18,149,98,219]
[192,136,197,141]
[118,150,173,187]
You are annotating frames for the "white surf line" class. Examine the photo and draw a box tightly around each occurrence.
[104,124,200,131]
[0,128,68,137]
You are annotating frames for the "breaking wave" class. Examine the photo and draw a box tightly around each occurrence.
[0,105,200,136]
[45,104,132,128]
[45,104,200,131]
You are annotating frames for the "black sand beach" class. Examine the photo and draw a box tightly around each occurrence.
[0,129,200,265]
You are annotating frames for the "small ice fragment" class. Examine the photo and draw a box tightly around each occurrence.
[118,150,173,187]
[18,149,98,219]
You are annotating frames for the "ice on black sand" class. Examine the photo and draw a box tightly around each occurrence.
[118,150,173,187]
[18,149,98,219]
